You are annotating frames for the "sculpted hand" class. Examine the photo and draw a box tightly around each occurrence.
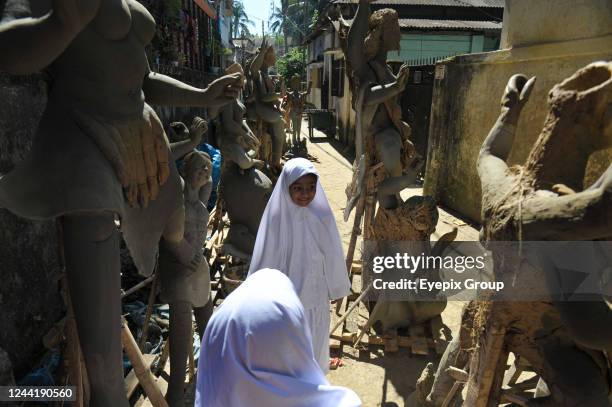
[52,0,100,36]
[501,74,536,112]
[396,64,410,91]
[189,116,208,145]
[139,104,170,207]
[204,74,242,106]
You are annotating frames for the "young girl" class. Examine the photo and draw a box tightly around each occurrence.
[248,158,351,372]
[196,268,361,406]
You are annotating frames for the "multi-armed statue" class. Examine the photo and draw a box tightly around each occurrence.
[213,63,274,263]
[342,0,421,217]
[248,38,286,173]
[341,0,441,331]
[0,1,241,405]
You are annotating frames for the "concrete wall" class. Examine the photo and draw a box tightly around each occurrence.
[423,0,612,223]
[501,0,612,48]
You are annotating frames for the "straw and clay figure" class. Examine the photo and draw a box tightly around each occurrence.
[249,37,286,173]
[161,117,215,407]
[414,63,612,407]
[0,1,241,405]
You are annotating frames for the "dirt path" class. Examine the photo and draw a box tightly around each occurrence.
[305,130,478,407]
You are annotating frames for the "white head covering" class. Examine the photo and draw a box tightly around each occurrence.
[195,268,361,407]
[247,158,350,303]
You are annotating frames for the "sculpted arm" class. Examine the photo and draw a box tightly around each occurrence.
[169,117,207,161]
[520,165,612,240]
[0,0,98,74]
[346,0,370,76]
[477,74,535,200]
[143,59,241,108]
[249,39,267,77]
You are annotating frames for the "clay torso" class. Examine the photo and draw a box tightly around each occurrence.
[50,0,154,118]
[184,197,209,248]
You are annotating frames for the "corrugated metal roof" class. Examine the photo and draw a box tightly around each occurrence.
[334,0,504,7]
[398,18,501,30]
[343,17,501,30]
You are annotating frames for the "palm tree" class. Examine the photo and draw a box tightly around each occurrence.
[268,0,289,54]
[269,0,317,52]
[232,0,255,39]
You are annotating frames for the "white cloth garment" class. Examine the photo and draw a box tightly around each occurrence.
[195,268,361,407]
[305,304,331,373]
[248,158,351,306]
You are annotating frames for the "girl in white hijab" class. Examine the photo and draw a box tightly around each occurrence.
[247,158,351,372]
[195,268,361,407]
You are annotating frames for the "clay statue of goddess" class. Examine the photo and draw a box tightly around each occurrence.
[209,63,265,170]
[286,74,311,149]
[0,1,240,405]
[343,0,421,216]
[160,117,214,407]
[249,37,286,172]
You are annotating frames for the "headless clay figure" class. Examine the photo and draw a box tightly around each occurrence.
[0,1,240,406]
[344,0,421,211]
[417,64,612,407]
[475,66,612,407]
[286,75,311,148]
[209,63,265,171]
[249,37,285,172]
[161,121,214,405]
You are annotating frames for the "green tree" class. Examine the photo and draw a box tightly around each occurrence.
[231,0,255,38]
[276,47,306,82]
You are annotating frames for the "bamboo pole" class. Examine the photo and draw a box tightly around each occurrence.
[121,274,156,299]
[330,282,373,336]
[121,317,168,407]
[138,272,159,351]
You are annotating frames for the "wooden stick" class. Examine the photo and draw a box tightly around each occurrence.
[121,274,156,299]
[353,300,382,347]
[330,282,373,336]
[337,194,367,315]
[155,339,171,376]
[121,317,169,407]
[138,272,159,351]
[441,381,462,407]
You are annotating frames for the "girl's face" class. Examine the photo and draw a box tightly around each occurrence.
[289,174,317,207]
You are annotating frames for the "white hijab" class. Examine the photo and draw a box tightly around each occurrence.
[247,158,350,303]
[195,268,361,407]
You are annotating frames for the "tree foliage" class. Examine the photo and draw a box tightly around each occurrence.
[232,0,255,38]
[276,47,306,82]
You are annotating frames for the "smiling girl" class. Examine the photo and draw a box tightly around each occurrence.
[248,158,351,372]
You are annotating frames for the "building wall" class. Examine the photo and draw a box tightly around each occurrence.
[423,0,612,223]
[388,31,499,63]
